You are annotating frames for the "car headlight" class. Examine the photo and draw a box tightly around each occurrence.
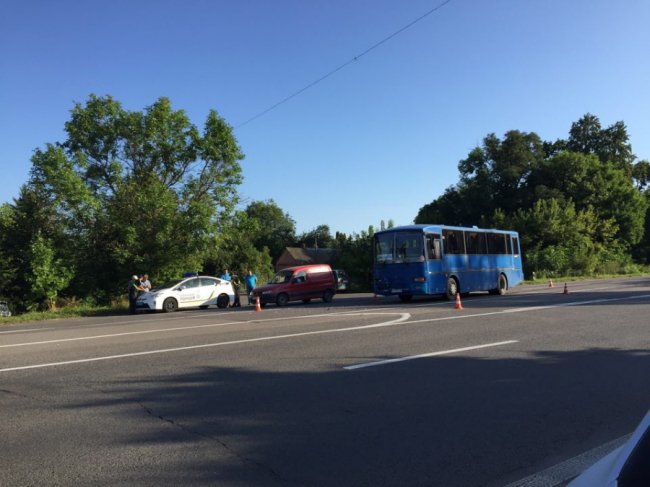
[262,291,271,294]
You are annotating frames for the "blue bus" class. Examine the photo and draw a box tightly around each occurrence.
[373,224,523,301]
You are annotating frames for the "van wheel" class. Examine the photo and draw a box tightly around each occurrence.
[163,298,178,313]
[322,290,334,303]
[276,293,289,307]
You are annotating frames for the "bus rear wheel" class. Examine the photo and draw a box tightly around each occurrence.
[445,277,458,301]
[497,274,508,295]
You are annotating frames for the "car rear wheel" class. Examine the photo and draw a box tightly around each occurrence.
[322,290,334,303]
[216,294,230,308]
[163,298,178,313]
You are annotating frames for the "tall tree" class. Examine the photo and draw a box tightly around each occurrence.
[297,225,334,248]
[245,200,296,262]
[27,95,244,299]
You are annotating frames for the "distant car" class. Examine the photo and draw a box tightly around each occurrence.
[135,275,235,312]
[252,264,336,307]
[568,408,650,487]
[333,269,350,292]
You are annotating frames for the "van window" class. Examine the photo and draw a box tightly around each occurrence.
[271,270,293,284]
[293,270,307,283]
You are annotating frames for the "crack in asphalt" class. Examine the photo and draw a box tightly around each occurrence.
[136,401,309,486]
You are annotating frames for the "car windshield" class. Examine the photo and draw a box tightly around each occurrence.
[269,270,293,284]
[153,279,184,291]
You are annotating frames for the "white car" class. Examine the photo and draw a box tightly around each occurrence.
[568,408,650,487]
[136,276,235,312]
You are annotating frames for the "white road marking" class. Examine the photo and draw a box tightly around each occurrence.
[502,434,631,487]
[344,340,519,370]
[0,327,55,334]
[0,313,410,373]
[2,292,649,371]
[0,310,403,349]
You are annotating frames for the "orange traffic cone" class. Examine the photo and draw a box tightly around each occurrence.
[563,283,569,294]
[255,296,262,312]
[548,279,554,288]
[454,292,463,310]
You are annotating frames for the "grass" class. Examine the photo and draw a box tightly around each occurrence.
[524,270,649,285]
[0,302,128,326]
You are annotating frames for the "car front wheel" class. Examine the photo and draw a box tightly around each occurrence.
[276,294,289,307]
[163,298,178,313]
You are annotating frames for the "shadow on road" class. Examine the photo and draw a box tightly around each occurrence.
[61,346,650,486]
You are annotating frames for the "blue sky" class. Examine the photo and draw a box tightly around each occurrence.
[1,0,649,235]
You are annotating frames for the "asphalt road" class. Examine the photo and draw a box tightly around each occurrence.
[1,277,649,486]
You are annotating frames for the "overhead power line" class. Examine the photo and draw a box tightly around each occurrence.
[235,0,455,129]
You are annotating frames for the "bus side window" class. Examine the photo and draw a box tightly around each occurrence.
[512,237,520,256]
[426,234,441,260]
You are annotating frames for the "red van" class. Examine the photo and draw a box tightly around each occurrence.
[252,264,337,307]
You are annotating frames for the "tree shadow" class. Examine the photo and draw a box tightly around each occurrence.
[39,347,650,486]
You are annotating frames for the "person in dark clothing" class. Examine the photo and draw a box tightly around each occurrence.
[231,274,242,307]
[128,275,143,314]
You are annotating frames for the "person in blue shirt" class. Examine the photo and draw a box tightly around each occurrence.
[245,270,257,305]
[220,269,231,281]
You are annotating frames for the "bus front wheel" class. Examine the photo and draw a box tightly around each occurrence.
[445,277,458,301]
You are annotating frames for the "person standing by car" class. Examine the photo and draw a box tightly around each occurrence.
[231,274,242,307]
[245,269,257,305]
[140,274,151,292]
[128,275,144,314]
[220,269,231,281]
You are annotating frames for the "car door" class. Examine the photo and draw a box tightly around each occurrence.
[177,278,201,307]
[290,270,309,300]
[199,277,218,304]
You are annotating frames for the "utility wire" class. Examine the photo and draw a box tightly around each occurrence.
[235,0,455,129]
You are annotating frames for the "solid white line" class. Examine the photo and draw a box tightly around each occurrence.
[344,340,519,370]
[502,434,631,487]
[0,313,410,373]
[0,327,55,335]
[0,310,400,349]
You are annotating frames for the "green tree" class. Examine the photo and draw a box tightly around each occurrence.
[203,211,274,283]
[332,230,374,291]
[27,95,244,300]
[565,113,634,173]
[245,199,296,262]
[27,233,74,310]
[297,224,334,248]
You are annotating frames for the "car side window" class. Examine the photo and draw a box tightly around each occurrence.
[200,278,217,287]
[293,271,307,283]
[183,278,200,289]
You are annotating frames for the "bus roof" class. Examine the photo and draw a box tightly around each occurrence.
[375,224,518,235]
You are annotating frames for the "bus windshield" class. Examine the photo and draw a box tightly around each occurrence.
[375,232,424,264]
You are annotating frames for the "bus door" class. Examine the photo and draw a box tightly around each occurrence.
[425,233,444,293]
